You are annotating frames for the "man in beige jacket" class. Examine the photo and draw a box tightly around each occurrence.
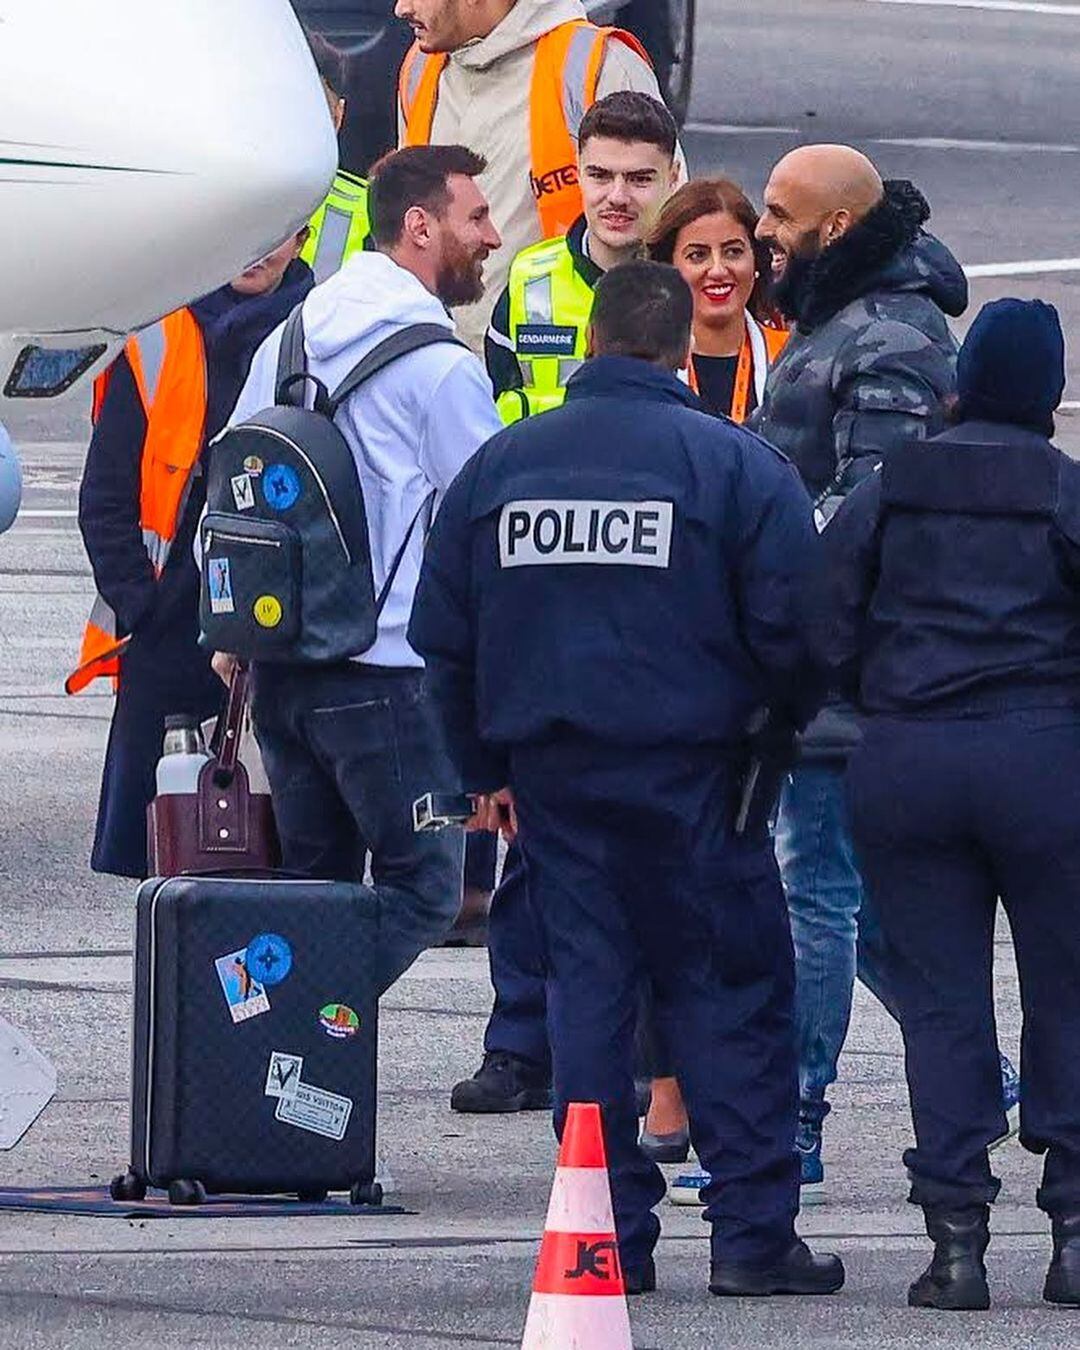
[395,0,682,353]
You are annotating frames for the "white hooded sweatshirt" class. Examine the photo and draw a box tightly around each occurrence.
[228,251,503,668]
[399,0,675,353]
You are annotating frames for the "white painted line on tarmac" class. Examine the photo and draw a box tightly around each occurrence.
[869,0,1080,15]
[1061,402,1080,412]
[878,136,1079,153]
[964,258,1080,277]
[683,122,800,135]
[15,509,77,518]
[685,124,1079,155]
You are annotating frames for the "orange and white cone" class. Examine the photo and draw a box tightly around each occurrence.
[521,1101,634,1350]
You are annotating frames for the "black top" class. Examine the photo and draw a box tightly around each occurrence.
[693,353,756,420]
[808,420,1080,717]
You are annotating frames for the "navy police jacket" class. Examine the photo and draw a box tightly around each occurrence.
[808,420,1080,715]
[409,356,822,790]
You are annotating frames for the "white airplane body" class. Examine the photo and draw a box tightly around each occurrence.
[0,0,337,405]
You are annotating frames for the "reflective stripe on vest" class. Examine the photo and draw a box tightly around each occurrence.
[398,22,651,241]
[67,309,207,695]
[496,234,594,424]
[686,316,789,424]
[302,169,371,284]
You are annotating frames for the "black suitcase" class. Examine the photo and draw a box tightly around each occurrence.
[114,874,380,1206]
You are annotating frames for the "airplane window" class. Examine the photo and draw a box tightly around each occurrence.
[3,344,107,399]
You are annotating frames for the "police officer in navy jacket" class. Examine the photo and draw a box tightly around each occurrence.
[409,260,843,1299]
[807,299,1080,1311]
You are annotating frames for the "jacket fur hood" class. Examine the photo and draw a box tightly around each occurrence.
[794,180,968,332]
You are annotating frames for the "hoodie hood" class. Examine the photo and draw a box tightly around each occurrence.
[452,0,586,70]
[788,180,968,332]
[301,251,453,365]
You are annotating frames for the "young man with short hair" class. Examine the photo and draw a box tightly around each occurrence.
[486,89,679,421]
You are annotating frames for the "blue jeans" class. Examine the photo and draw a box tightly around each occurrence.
[251,662,463,995]
[774,762,898,1129]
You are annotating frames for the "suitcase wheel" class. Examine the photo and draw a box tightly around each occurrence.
[297,1189,328,1203]
[167,1178,207,1207]
[349,1181,383,1207]
[109,1170,147,1202]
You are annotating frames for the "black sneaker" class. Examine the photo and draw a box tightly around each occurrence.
[710,1239,845,1297]
[624,1255,657,1296]
[449,1052,552,1114]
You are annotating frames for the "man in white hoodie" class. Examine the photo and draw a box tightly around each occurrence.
[221,145,504,995]
[395,0,677,352]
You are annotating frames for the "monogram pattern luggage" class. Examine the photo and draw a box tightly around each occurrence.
[114,874,379,1206]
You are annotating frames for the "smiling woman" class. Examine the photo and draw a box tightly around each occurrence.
[648,178,788,422]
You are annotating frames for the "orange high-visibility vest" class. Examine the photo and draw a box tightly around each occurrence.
[398,20,651,242]
[688,318,789,424]
[66,308,207,695]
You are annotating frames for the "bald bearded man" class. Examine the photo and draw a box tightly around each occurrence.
[749,145,973,1204]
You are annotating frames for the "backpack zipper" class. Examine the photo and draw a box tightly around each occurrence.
[205,528,282,550]
[243,425,352,563]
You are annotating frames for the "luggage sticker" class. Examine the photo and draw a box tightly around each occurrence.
[230,472,256,512]
[207,557,235,615]
[275,1080,353,1142]
[264,1051,303,1100]
[318,1003,360,1040]
[214,948,270,1024]
[262,463,301,512]
[243,455,264,476]
[253,595,283,629]
[246,932,292,987]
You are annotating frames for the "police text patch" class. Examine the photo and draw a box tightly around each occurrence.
[499,500,673,569]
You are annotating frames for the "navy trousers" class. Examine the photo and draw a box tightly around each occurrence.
[511,737,800,1269]
[483,843,551,1070]
[848,710,1080,1215]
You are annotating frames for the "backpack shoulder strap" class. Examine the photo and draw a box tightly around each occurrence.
[327,324,467,415]
[275,303,335,414]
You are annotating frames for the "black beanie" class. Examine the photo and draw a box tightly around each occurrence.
[956,298,1065,435]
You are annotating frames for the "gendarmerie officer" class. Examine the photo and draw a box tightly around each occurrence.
[409,260,843,1298]
[807,299,1080,1310]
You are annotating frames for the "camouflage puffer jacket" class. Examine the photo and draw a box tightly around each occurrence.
[751,180,968,761]
[752,180,968,514]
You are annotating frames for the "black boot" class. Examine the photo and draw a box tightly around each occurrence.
[709,1240,844,1297]
[908,1205,991,1310]
[1044,1210,1080,1305]
[449,1052,552,1113]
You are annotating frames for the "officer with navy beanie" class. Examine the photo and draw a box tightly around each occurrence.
[410,260,844,1298]
[807,298,1080,1310]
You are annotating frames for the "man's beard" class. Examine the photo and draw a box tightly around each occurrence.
[769,230,822,323]
[435,239,486,308]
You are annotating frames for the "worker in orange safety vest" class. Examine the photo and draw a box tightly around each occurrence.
[68,232,311,878]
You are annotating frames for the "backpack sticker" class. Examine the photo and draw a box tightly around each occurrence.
[318,1003,360,1040]
[214,948,270,1024]
[253,594,283,629]
[263,463,301,512]
[207,557,235,614]
[231,472,256,512]
[243,455,264,476]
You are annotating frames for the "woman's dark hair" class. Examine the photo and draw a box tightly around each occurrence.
[647,178,780,326]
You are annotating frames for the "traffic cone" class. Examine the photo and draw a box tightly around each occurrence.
[521,1101,634,1349]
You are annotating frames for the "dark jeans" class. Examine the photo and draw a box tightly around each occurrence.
[849,710,1080,1214]
[512,737,799,1270]
[251,662,463,995]
[774,762,898,1128]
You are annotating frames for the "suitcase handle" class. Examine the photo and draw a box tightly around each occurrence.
[174,866,312,882]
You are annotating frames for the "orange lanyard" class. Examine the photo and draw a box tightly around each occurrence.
[688,331,755,423]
